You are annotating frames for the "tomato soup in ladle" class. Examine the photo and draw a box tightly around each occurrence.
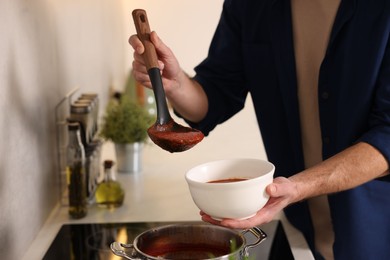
[133,9,204,153]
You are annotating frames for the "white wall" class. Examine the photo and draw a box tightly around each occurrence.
[123,0,224,74]
[0,0,265,259]
[0,0,126,259]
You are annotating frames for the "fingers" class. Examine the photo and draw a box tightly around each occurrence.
[199,177,297,230]
[129,31,168,67]
[128,31,163,54]
[150,31,171,60]
[266,176,299,203]
[129,35,148,84]
[129,34,144,54]
[220,206,275,230]
[129,32,167,87]
[200,210,272,230]
[200,214,222,226]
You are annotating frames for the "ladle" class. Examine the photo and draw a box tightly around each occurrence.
[132,9,204,153]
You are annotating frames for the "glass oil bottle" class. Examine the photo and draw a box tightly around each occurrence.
[95,160,124,208]
[66,122,87,218]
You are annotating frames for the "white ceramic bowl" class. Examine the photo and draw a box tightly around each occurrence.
[185,158,275,220]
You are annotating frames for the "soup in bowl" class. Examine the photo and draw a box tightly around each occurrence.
[185,158,275,220]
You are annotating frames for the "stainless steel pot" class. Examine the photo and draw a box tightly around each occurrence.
[110,224,267,260]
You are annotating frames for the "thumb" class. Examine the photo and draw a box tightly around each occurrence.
[150,31,172,59]
[267,183,279,197]
[266,177,292,197]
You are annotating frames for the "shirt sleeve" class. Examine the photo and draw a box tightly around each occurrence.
[357,32,390,170]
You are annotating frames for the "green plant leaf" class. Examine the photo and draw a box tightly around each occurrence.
[99,96,154,144]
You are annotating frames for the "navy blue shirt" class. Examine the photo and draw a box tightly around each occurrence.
[185,0,390,259]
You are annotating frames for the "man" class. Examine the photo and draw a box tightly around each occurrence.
[130,0,390,259]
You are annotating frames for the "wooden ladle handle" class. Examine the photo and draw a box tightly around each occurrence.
[132,9,172,125]
[132,9,159,70]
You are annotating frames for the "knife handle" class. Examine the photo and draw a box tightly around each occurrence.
[132,9,159,70]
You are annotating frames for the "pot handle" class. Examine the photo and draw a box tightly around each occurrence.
[241,227,267,257]
[110,242,141,260]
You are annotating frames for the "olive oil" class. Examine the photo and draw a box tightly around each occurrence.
[67,163,87,218]
[66,122,87,219]
[95,160,124,208]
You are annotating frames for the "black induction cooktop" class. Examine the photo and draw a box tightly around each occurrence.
[43,220,294,260]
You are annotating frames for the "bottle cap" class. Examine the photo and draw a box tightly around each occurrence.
[104,160,114,169]
[81,93,98,99]
[68,122,80,131]
[71,103,91,114]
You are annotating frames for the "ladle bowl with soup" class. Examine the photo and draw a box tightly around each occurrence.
[185,158,275,220]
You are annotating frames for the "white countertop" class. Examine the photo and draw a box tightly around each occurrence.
[24,141,314,259]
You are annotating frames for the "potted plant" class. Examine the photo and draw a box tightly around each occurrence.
[100,94,154,173]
